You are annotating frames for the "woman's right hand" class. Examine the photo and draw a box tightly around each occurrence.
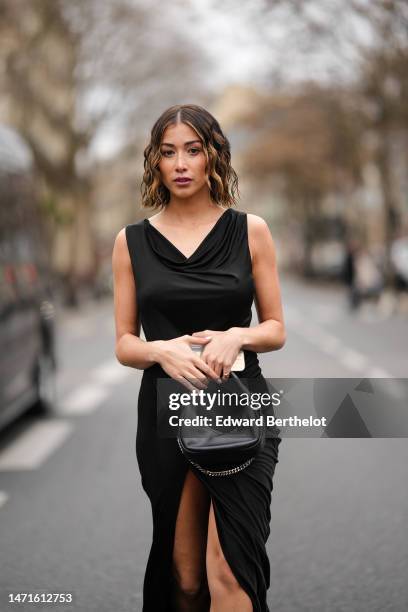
[155,335,221,391]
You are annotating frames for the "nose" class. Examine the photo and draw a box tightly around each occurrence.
[175,151,188,170]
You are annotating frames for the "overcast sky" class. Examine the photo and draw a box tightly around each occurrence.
[89,0,373,160]
[88,1,268,160]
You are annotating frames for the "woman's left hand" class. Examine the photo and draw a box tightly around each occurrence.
[191,328,243,380]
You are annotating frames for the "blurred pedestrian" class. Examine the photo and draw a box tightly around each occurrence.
[343,239,383,311]
[342,237,360,310]
[356,247,383,300]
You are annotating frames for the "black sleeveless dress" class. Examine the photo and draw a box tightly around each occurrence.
[125,207,282,612]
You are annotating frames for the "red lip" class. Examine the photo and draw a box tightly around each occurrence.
[174,178,192,183]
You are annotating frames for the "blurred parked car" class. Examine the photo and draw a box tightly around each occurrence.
[0,124,57,431]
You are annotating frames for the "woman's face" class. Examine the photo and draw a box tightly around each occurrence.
[158,122,208,199]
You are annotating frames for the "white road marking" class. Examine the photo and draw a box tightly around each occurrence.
[290,320,345,356]
[368,367,393,378]
[317,333,342,355]
[366,368,407,402]
[91,359,132,384]
[59,384,109,415]
[339,348,369,372]
[288,306,394,377]
[0,490,9,508]
[0,353,133,475]
[0,421,73,471]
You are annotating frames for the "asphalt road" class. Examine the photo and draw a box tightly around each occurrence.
[0,275,407,612]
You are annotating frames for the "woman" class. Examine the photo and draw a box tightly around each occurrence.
[112,104,286,612]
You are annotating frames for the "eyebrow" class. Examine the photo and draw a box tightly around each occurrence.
[161,140,202,147]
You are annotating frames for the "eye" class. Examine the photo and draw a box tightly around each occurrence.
[161,150,174,157]
[189,147,201,155]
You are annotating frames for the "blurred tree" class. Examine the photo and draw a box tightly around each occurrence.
[0,0,94,306]
[240,84,365,274]
[64,0,211,150]
[257,0,408,285]
[352,0,408,285]
[0,0,210,305]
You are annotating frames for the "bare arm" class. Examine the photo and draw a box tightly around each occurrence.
[232,213,286,352]
[112,228,163,369]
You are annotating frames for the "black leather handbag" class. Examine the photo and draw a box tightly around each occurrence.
[177,372,266,477]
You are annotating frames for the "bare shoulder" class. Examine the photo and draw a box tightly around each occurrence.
[247,213,270,233]
[112,227,131,267]
[113,227,127,253]
[115,227,127,243]
[247,213,274,244]
[246,213,277,262]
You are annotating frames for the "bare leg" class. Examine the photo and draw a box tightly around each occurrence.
[206,500,253,612]
[171,468,211,611]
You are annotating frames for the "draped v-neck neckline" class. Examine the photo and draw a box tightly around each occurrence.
[144,207,231,262]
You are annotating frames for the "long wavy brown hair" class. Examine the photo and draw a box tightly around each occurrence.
[141,104,240,209]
